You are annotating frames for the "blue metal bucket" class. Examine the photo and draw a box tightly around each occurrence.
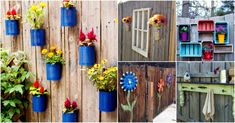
[99,90,117,112]
[61,7,77,26]
[79,46,96,66]
[5,20,19,35]
[46,63,62,80]
[30,29,46,46]
[32,95,47,112]
[62,112,78,122]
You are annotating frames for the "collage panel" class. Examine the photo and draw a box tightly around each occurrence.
[118,1,176,61]
[176,0,234,61]
[118,62,176,122]
[177,62,234,122]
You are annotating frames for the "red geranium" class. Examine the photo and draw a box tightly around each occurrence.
[11,9,17,15]
[7,10,11,16]
[79,29,86,42]
[87,28,97,41]
[34,80,40,88]
[39,87,44,94]
[64,98,71,108]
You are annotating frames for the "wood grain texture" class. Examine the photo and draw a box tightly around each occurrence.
[1,1,118,122]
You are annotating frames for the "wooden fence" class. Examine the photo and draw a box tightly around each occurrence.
[118,1,176,61]
[177,14,235,61]
[0,1,118,122]
[118,62,176,122]
[177,62,234,122]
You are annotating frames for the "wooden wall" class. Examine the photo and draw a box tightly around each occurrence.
[118,62,176,122]
[177,14,235,61]
[0,0,118,122]
[177,62,234,122]
[118,1,176,61]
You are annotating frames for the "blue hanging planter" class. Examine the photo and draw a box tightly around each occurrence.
[30,29,46,46]
[61,7,77,26]
[62,112,78,122]
[32,95,47,112]
[79,46,96,66]
[5,20,19,35]
[46,63,62,80]
[99,90,117,112]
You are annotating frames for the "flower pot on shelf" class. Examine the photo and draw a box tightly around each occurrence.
[61,7,77,26]
[32,95,47,112]
[218,34,225,43]
[99,90,117,112]
[79,46,96,66]
[181,32,188,41]
[30,29,45,46]
[46,63,62,80]
[62,112,78,122]
[5,20,19,35]
[202,50,213,61]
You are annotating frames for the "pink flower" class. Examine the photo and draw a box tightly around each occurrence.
[64,98,71,108]
[87,28,97,41]
[72,101,77,109]
[79,29,86,42]
[11,9,17,15]
[39,87,44,94]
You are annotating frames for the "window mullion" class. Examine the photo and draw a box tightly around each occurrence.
[141,11,145,50]
[136,11,140,48]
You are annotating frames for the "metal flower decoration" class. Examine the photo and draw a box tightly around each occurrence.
[166,73,173,86]
[120,71,138,92]
[157,79,165,93]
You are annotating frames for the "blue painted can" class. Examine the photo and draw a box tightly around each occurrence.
[61,7,77,26]
[46,63,62,80]
[99,90,117,112]
[32,95,47,112]
[62,112,78,122]
[79,46,96,66]
[30,29,46,46]
[5,20,19,35]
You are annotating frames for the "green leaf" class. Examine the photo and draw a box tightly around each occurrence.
[15,108,20,114]
[121,104,131,111]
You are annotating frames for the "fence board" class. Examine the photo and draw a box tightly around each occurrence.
[0,1,118,122]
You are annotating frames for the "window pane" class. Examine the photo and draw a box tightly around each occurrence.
[139,11,142,29]
[138,31,142,48]
[143,10,149,30]
[133,30,137,46]
[143,32,147,51]
[134,12,137,28]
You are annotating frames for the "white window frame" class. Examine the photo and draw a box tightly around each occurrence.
[132,8,151,57]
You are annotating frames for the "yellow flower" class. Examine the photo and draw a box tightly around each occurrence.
[47,52,54,58]
[41,49,48,55]
[50,46,56,51]
[101,59,107,64]
[56,50,62,55]
[30,5,38,11]
[40,2,46,8]
[99,76,104,81]
[104,70,109,74]
[94,64,100,69]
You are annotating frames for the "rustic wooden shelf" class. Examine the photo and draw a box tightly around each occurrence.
[214,44,233,53]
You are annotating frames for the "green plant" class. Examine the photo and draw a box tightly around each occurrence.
[87,59,117,92]
[41,46,65,64]
[29,80,48,96]
[62,0,74,8]
[0,48,32,122]
[180,26,188,33]
[25,2,46,29]
[121,91,137,122]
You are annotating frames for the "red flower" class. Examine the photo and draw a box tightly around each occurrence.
[34,80,40,88]
[11,9,17,15]
[7,10,11,16]
[63,0,70,2]
[64,98,71,108]
[72,101,77,109]
[87,28,97,41]
[79,29,86,42]
[39,87,44,94]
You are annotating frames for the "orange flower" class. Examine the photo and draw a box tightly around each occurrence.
[157,79,165,93]
[122,16,132,24]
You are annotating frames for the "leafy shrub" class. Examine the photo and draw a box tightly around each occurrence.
[0,48,32,122]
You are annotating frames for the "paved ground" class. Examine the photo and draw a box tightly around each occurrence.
[153,103,176,122]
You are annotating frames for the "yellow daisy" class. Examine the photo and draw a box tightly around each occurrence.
[40,2,46,8]
[47,52,54,58]
[30,5,38,11]
[50,46,56,51]
[99,76,104,81]
[56,50,62,55]
[41,49,48,55]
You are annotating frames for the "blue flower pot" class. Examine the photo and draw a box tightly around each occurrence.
[32,95,47,112]
[99,90,117,112]
[30,29,46,46]
[62,112,78,122]
[79,46,96,66]
[5,20,19,35]
[46,63,62,80]
[61,7,77,26]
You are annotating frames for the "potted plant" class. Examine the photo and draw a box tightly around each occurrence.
[25,2,46,46]
[78,28,96,66]
[5,6,20,36]
[148,14,166,41]
[216,25,226,43]
[62,98,78,122]
[29,80,48,112]
[122,16,132,31]
[61,0,77,26]
[41,47,65,80]
[180,26,188,41]
[87,59,117,112]
[202,42,213,61]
